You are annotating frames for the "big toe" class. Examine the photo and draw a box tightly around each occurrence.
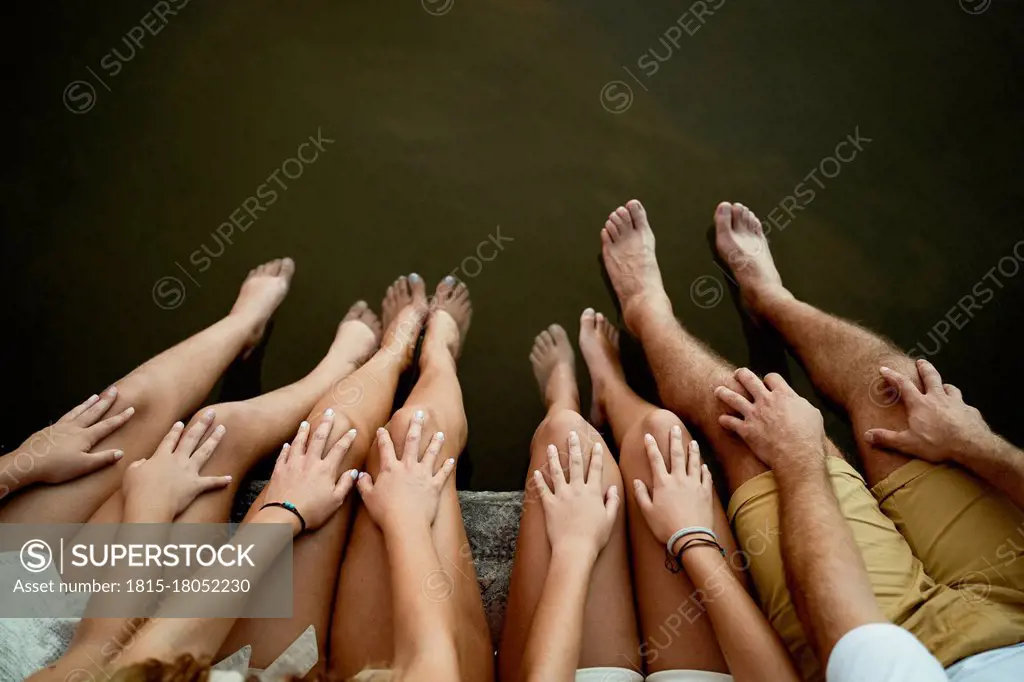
[580,307,597,330]
[408,273,427,303]
[280,257,296,281]
[549,324,569,345]
[714,202,734,235]
[435,275,457,300]
[625,199,648,230]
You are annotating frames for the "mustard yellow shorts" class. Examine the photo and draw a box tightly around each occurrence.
[726,457,1024,682]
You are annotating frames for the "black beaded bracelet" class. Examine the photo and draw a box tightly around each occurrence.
[664,536,725,573]
[260,501,306,533]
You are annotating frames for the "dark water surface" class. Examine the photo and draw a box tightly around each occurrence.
[4,0,1023,490]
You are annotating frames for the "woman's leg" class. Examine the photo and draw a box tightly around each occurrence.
[578,309,745,674]
[218,276,429,670]
[0,258,297,524]
[499,323,640,682]
[86,301,383,525]
[329,279,492,682]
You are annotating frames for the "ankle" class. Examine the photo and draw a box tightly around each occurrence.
[624,292,673,338]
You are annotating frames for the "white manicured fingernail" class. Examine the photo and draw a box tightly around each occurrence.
[224,475,233,482]
[324,408,335,417]
[174,421,185,429]
[644,433,655,443]
[415,410,425,421]
[348,428,357,437]
[672,425,681,437]
[215,425,226,434]
[124,407,135,416]
[113,450,124,460]
[350,470,359,480]
[203,408,215,419]
[437,432,445,441]
[300,421,309,429]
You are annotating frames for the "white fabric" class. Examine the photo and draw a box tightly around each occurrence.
[826,623,948,682]
[215,624,319,679]
[575,667,732,681]
[946,641,1024,682]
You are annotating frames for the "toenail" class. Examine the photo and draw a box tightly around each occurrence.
[409,273,421,282]
[443,275,456,285]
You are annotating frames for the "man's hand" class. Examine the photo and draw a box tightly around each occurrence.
[715,368,827,473]
[633,425,715,549]
[122,409,233,519]
[533,431,619,559]
[262,410,360,533]
[357,411,456,532]
[864,359,992,463]
[2,387,135,490]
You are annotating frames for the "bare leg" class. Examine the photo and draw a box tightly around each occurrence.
[601,201,768,493]
[330,279,492,682]
[86,301,383,525]
[219,276,429,670]
[579,308,744,674]
[499,324,640,681]
[0,258,297,524]
[712,201,917,484]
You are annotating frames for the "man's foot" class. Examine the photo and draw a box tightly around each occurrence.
[578,308,625,427]
[381,274,429,362]
[230,257,296,357]
[329,301,382,368]
[529,324,579,412]
[601,200,673,335]
[424,276,472,360]
[713,202,790,314]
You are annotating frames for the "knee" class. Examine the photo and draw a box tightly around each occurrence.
[532,409,597,451]
[387,405,442,459]
[621,410,689,479]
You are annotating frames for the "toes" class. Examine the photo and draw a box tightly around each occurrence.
[714,202,734,234]
[408,273,427,302]
[625,199,647,229]
[539,330,554,349]
[549,324,568,346]
[279,257,296,281]
[601,227,613,247]
[581,307,597,328]
[344,300,368,321]
[265,259,282,276]
[605,217,621,240]
[731,203,746,229]
[436,275,457,299]
[614,206,631,229]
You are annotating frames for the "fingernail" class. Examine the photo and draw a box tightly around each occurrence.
[569,431,579,441]
[324,408,335,417]
[125,407,135,416]
[88,394,99,402]
[348,428,358,437]
[633,479,642,489]
[358,472,369,480]
[224,475,233,482]
[203,408,215,419]
[864,431,874,443]
[282,443,291,450]
[174,421,185,429]
[644,433,655,443]
[300,421,309,429]
[377,427,387,436]
[880,366,891,373]
[414,410,425,421]
[448,457,455,465]
[609,485,618,497]
[114,450,124,460]
[437,432,445,441]
[672,425,681,437]
[215,425,226,434]
[350,470,359,480]
[106,386,118,396]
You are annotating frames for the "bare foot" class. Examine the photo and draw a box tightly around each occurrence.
[713,202,790,313]
[601,200,673,335]
[578,308,624,427]
[529,324,579,411]
[381,274,429,363]
[329,300,382,368]
[230,257,296,357]
[425,276,472,360]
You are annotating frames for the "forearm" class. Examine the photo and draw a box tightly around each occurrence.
[955,434,1024,508]
[112,508,297,668]
[384,521,460,679]
[775,462,883,663]
[682,548,800,682]
[521,547,597,682]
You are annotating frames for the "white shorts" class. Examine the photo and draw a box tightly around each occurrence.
[576,667,734,681]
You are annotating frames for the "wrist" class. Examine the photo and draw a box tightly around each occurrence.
[122,491,176,523]
[551,540,600,566]
[0,450,39,489]
[952,428,1002,465]
[253,506,303,536]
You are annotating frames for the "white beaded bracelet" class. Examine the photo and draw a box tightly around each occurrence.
[666,526,718,555]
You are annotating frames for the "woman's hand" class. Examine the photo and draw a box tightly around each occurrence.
[261,410,360,533]
[632,425,714,549]
[716,368,827,474]
[864,359,992,463]
[122,409,233,519]
[357,411,455,532]
[2,387,135,489]
[533,431,619,559]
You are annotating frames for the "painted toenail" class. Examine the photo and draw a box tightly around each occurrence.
[409,273,421,282]
[443,275,456,285]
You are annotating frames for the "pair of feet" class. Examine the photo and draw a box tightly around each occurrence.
[531,198,790,424]
[227,258,472,371]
